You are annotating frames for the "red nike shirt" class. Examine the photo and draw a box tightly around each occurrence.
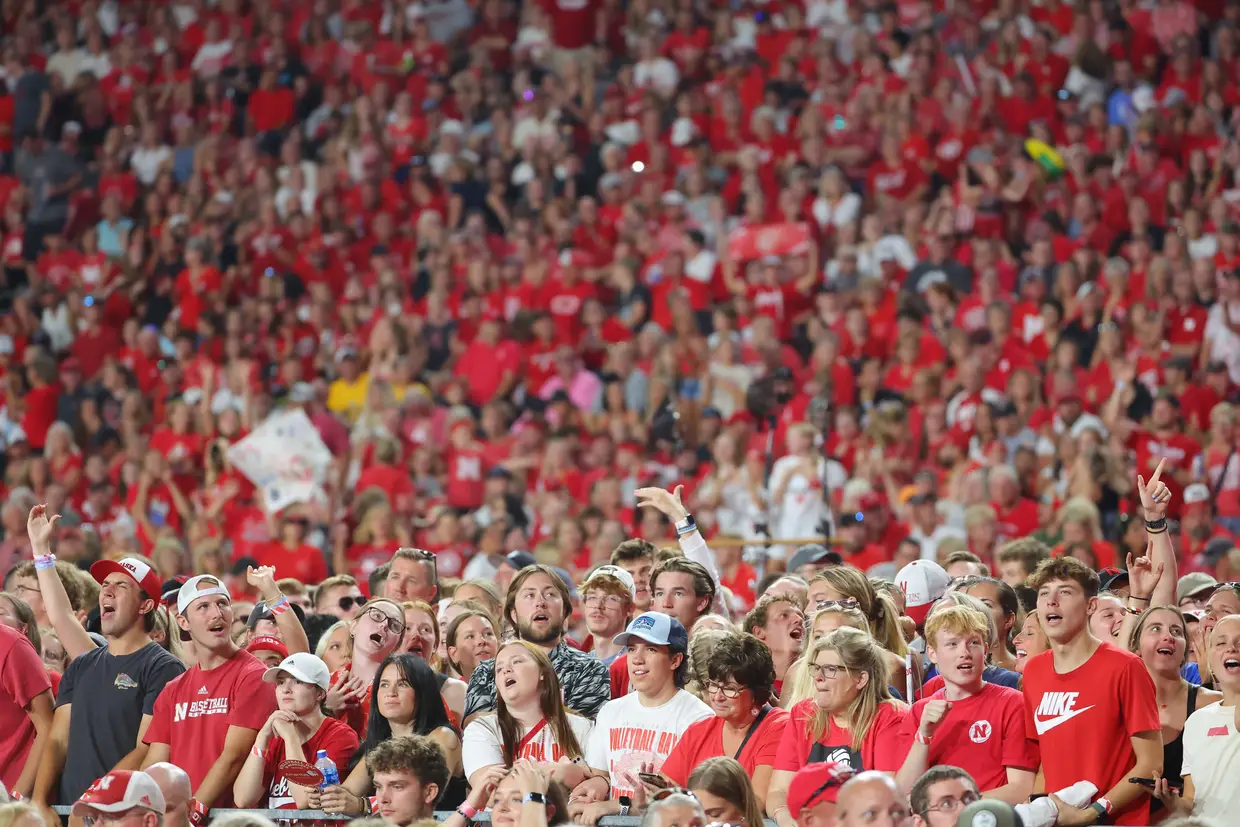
[1022,643,1159,825]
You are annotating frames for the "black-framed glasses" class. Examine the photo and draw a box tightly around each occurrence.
[814,598,859,611]
[923,791,980,815]
[338,595,364,612]
[365,606,406,637]
[809,663,847,680]
[704,681,745,698]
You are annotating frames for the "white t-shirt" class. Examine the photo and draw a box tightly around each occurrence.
[462,713,595,779]
[585,690,712,798]
[1181,701,1240,822]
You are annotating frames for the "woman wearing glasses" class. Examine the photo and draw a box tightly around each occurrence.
[1193,582,1240,688]
[688,757,766,827]
[462,641,593,789]
[766,628,909,827]
[805,569,916,693]
[661,632,789,807]
[781,603,871,708]
[313,653,464,815]
[325,598,406,737]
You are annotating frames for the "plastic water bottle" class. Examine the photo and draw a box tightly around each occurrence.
[315,750,339,789]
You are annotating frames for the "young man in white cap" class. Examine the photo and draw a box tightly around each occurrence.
[31,502,185,812]
[581,565,636,666]
[233,652,359,810]
[72,770,166,827]
[572,612,712,824]
[140,574,278,823]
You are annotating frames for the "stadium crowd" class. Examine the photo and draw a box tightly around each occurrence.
[3,0,1240,825]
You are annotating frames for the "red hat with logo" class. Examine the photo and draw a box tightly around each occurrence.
[247,635,290,660]
[786,761,856,814]
[72,771,167,818]
[90,557,164,603]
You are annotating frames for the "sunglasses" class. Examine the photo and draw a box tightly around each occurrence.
[814,598,860,611]
[652,788,696,803]
[338,595,364,612]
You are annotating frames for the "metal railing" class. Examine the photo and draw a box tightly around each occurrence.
[50,808,651,824]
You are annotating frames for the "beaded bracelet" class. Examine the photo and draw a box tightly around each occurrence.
[34,554,57,571]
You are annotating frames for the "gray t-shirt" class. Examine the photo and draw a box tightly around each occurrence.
[15,146,80,223]
[55,642,185,803]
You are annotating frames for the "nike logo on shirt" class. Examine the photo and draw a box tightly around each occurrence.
[1035,704,1096,734]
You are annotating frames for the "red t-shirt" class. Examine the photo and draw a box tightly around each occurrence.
[145,649,278,807]
[901,683,1038,792]
[1022,643,1159,826]
[20,384,60,450]
[253,542,330,586]
[260,717,359,808]
[661,708,790,786]
[773,698,909,773]
[0,624,52,789]
[445,448,487,510]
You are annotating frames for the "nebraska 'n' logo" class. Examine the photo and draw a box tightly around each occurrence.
[174,702,189,722]
[969,720,992,744]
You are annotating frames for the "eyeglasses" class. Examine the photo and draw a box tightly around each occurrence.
[814,598,859,611]
[810,663,847,680]
[338,595,363,612]
[583,594,627,609]
[704,681,746,698]
[365,606,406,637]
[923,792,980,815]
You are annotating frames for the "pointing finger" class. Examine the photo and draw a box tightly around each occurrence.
[1150,457,1166,486]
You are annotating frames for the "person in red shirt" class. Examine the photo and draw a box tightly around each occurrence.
[1021,554,1161,826]
[743,593,806,697]
[454,314,519,408]
[0,619,53,796]
[254,512,329,586]
[142,575,279,816]
[767,629,909,827]
[354,438,416,516]
[445,420,488,512]
[989,465,1040,540]
[895,604,1036,802]
[19,354,59,451]
[660,631,790,795]
[233,652,359,809]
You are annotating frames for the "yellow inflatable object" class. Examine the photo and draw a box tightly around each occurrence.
[1025,138,1066,178]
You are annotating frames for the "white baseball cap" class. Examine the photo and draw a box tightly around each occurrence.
[176,574,232,615]
[613,611,688,653]
[895,560,952,626]
[584,565,637,600]
[72,771,166,818]
[263,652,331,691]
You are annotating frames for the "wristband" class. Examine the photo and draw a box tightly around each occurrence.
[1125,606,1143,616]
[1096,797,1113,814]
[188,799,208,827]
[34,554,56,571]
[269,595,291,616]
[251,744,264,758]
[1145,517,1168,533]
[674,515,697,537]
[914,730,932,746]
[1129,595,1151,602]
[367,796,377,815]
[458,803,479,819]
[524,793,547,805]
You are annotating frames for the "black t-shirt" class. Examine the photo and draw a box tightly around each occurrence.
[56,642,185,803]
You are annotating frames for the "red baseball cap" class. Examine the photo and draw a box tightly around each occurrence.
[72,771,167,818]
[786,761,855,814]
[90,558,164,603]
[248,635,290,660]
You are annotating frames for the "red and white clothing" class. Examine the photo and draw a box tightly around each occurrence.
[1022,644,1159,826]
[462,713,595,778]
[258,717,359,808]
[145,649,278,807]
[901,682,1038,792]
[773,698,909,774]
[585,690,712,799]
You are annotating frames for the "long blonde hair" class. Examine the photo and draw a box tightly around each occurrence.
[783,605,873,709]
[809,568,907,656]
[806,628,898,751]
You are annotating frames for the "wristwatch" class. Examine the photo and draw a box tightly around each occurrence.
[524,793,547,805]
[1089,798,1111,823]
[618,795,633,816]
[674,515,697,537]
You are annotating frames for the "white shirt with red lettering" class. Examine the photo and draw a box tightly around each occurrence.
[585,690,712,799]
[462,713,594,779]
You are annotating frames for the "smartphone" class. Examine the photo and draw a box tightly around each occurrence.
[1129,777,1182,792]
[638,773,670,789]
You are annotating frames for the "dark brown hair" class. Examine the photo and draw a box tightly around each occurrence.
[1026,555,1100,598]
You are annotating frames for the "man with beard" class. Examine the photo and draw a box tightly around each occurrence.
[29,505,185,815]
[141,575,278,824]
[462,565,609,725]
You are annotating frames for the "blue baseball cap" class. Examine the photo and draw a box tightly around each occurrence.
[612,612,688,654]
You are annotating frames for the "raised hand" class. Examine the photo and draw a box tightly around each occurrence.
[1137,458,1171,521]
[246,565,280,600]
[1126,546,1164,600]
[919,699,952,742]
[27,504,60,551]
[634,485,689,522]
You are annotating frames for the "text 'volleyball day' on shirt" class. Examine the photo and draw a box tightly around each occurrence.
[585,689,712,799]
[1022,643,1159,826]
